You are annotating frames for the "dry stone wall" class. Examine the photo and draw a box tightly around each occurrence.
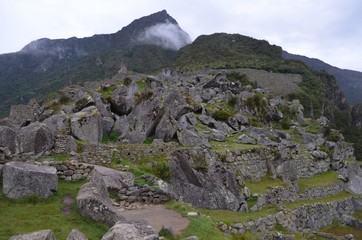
[226,197,355,235]
[221,147,274,181]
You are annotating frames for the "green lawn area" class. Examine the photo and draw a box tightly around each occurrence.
[0,180,108,240]
[244,175,287,195]
[284,191,353,210]
[297,171,340,191]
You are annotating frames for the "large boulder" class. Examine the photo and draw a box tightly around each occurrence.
[9,229,55,240]
[43,113,69,134]
[92,92,113,118]
[177,128,210,147]
[0,125,17,154]
[16,122,54,155]
[169,148,245,211]
[110,82,138,116]
[154,112,179,142]
[67,229,88,240]
[92,165,135,191]
[101,221,158,240]
[70,106,103,144]
[77,167,125,227]
[9,99,42,127]
[3,161,58,199]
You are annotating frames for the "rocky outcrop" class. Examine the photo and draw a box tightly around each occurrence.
[169,148,246,211]
[76,169,125,227]
[177,128,209,147]
[66,229,88,240]
[70,106,103,144]
[101,221,158,240]
[3,161,57,199]
[16,122,54,155]
[9,229,56,240]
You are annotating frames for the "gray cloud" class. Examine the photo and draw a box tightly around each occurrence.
[136,21,192,50]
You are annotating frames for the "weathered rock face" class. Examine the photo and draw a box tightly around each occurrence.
[16,122,54,155]
[101,221,159,240]
[77,167,125,227]
[110,82,138,116]
[70,106,103,144]
[3,161,57,199]
[92,165,135,191]
[43,113,69,134]
[154,112,178,141]
[169,148,245,211]
[9,229,56,240]
[177,128,209,147]
[0,125,17,154]
[92,92,113,118]
[9,99,42,127]
[66,229,88,240]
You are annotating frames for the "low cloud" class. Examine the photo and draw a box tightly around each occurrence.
[136,21,192,50]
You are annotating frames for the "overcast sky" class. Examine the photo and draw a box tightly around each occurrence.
[1,0,361,71]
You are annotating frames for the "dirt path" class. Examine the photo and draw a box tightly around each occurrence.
[117,204,189,235]
[61,194,73,215]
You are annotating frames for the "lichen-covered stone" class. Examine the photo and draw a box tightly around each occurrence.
[66,229,88,240]
[101,221,158,240]
[9,229,55,240]
[3,161,57,199]
[16,122,54,155]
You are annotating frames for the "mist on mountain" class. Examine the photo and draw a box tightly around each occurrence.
[136,20,192,50]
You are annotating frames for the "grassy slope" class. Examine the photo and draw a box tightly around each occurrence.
[0,180,108,240]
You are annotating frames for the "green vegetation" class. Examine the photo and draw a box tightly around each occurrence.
[165,201,229,240]
[212,109,235,121]
[226,72,257,89]
[297,171,340,191]
[47,153,70,162]
[102,133,119,143]
[111,154,171,183]
[245,93,267,117]
[0,180,108,240]
[284,191,352,209]
[97,84,116,101]
[244,175,287,194]
[323,224,362,239]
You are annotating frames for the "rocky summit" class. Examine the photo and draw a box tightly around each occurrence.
[1,10,362,240]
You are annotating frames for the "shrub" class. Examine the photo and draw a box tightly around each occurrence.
[212,110,234,121]
[102,134,119,143]
[151,161,171,182]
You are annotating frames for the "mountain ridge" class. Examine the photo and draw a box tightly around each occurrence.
[283,51,362,105]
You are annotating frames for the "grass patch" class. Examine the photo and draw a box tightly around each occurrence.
[0,180,108,240]
[102,133,119,143]
[200,207,277,225]
[210,139,261,152]
[304,118,321,134]
[297,171,340,191]
[323,224,362,239]
[47,153,70,162]
[165,201,229,240]
[244,175,287,195]
[284,191,353,210]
